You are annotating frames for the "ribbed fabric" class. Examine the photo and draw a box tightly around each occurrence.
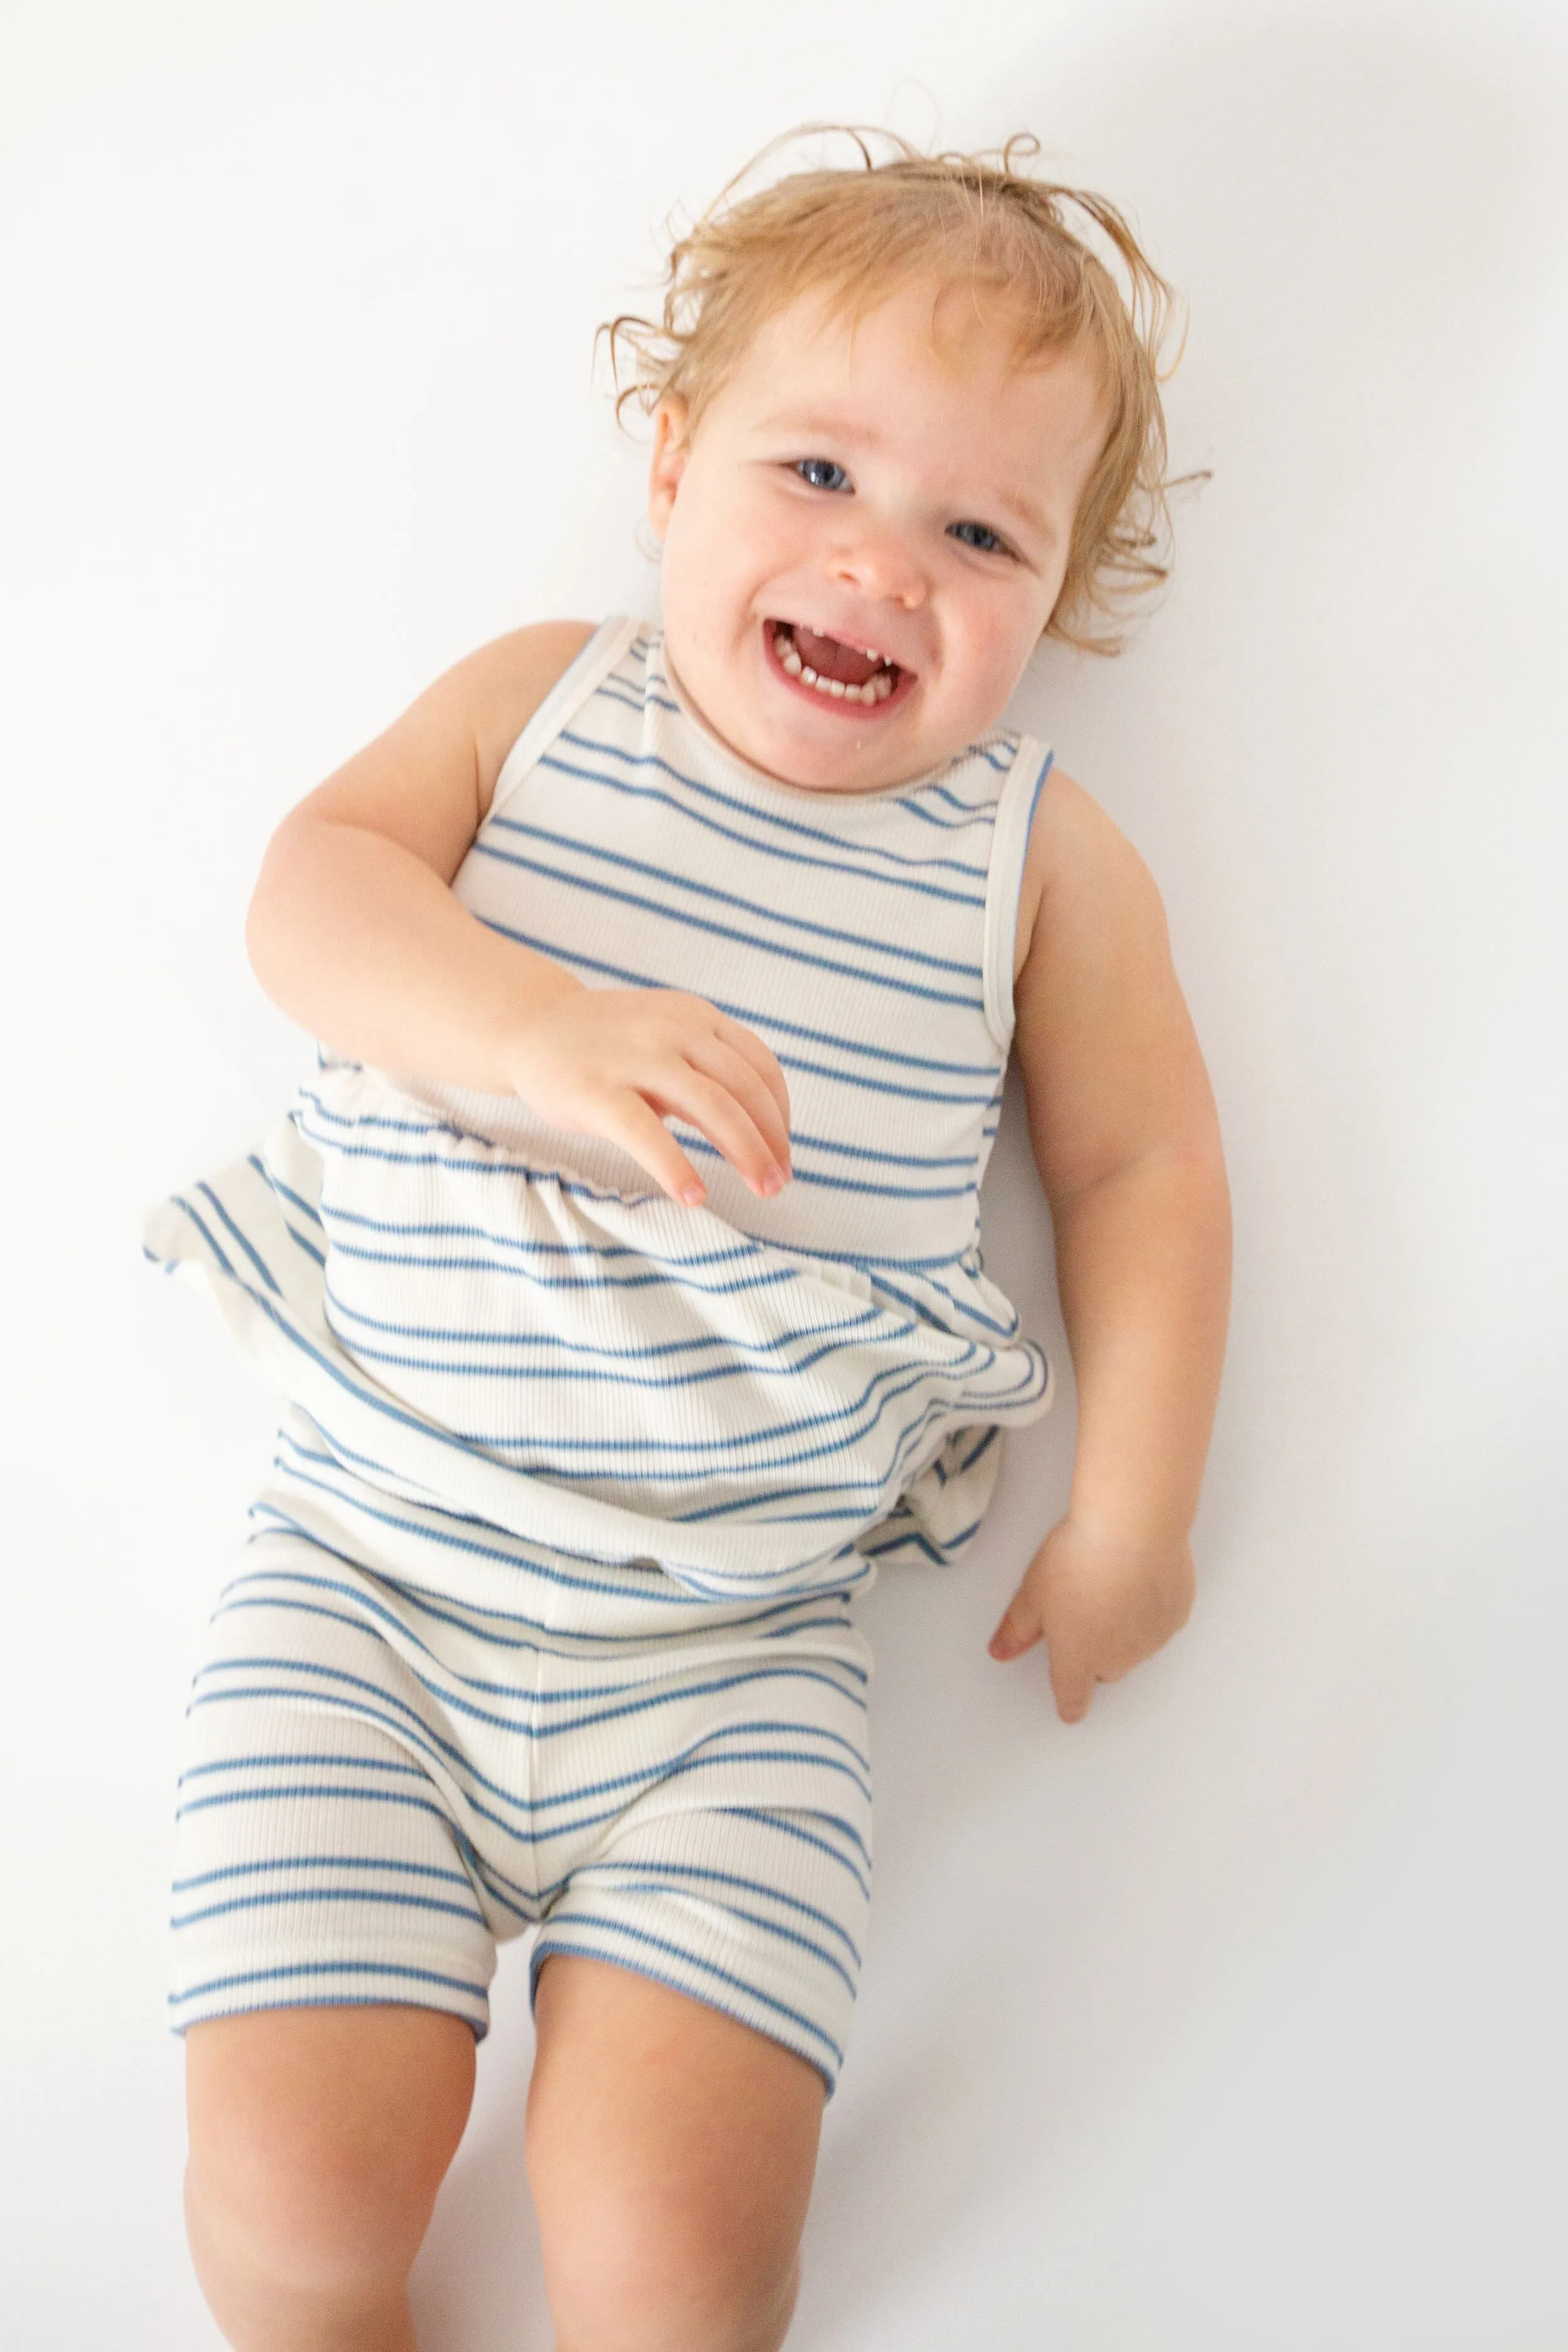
[152,620,1056,2077]
[145,619,1055,1600]
[170,1453,871,2090]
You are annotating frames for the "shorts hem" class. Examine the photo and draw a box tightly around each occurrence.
[528,1929,843,2097]
[169,1959,490,2040]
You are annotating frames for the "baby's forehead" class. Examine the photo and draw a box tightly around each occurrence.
[723,271,1100,413]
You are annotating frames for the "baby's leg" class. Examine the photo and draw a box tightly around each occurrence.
[529,1954,824,2352]
[184,2003,474,2351]
[169,1527,506,2348]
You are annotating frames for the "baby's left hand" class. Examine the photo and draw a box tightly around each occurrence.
[987,1517,1195,1724]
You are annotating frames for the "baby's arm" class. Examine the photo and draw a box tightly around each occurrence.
[988,773,1232,1724]
[246,623,791,1205]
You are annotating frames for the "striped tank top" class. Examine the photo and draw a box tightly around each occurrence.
[146,618,1055,1599]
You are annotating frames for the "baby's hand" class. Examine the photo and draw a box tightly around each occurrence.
[502,986,792,1207]
[987,1517,1194,1725]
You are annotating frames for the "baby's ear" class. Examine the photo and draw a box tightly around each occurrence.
[646,395,692,537]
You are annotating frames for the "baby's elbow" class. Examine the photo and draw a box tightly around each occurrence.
[1159,1120,1231,1235]
[244,817,308,1000]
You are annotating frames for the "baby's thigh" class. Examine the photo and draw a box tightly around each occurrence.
[185,2003,475,2303]
[528,1953,823,2352]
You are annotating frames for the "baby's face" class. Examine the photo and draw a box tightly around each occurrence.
[648,275,1106,794]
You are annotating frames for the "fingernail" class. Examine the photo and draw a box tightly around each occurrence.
[682,1182,706,1206]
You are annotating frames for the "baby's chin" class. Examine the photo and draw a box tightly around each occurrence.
[667,620,971,795]
[692,678,935,795]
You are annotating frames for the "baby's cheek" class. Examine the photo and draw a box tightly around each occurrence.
[951,635,1027,731]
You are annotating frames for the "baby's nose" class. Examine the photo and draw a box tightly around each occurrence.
[830,526,928,609]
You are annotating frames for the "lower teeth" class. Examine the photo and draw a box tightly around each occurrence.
[774,627,893,704]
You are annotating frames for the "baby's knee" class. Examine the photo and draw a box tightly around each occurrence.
[185,2114,422,2305]
[545,2205,802,2352]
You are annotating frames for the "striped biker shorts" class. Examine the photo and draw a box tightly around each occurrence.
[169,1426,874,2093]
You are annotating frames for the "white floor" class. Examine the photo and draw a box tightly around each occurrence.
[4,3,1567,2345]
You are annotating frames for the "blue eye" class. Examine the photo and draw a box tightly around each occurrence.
[949,519,1010,555]
[795,457,850,492]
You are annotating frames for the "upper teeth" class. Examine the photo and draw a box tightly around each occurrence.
[773,623,896,704]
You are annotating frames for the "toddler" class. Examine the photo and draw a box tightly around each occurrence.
[147,129,1231,2352]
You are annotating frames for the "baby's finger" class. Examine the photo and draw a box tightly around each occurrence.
[652,1067,783,1197]
[688,1037,793,1173]
[987,1586,1042,1660]
[1047,1645,1096,1726]
[598,1089,708,1207]
[712,1014,792,1135]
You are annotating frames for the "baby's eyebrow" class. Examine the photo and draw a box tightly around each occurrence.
[755,410,886,447]
[994,485,1053,540]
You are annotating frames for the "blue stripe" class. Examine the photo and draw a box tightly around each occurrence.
[171,1959,490,2005]
[601,652,1013,840]
[465,842,987,1008]
[529,1916,842,2069]
[248,1424,859,1601]
[194,1180,282,1296]
[280,1218,327,1267]
[480,819,986,980]
[320,1274,885,1364]
[312,1311,903,1394]
[771,1049,997,1107]
[179,1750,425,1786]
[901,771,1013,816]
[250,1264,1037,1523]
[548,734,992,884]
[251,1152,324,1228]
[173,1884,487,1931]
[410,1343,1007,1471]
[211,1575,869,1726]
[442,929,1009,1091]
[242,1489,707,1613]
[185,1687,873,1857]
[277,1346,1004,1480]
[216,1572,866,1697]
[172,1852,475,1894]
[324,1237,798,1303]
[857,1509,986,1564]
[534,744,986,909]
[593,676,684,722]
[787,1126,978,1170]
[442,1353,993,1473]
[560,1890,857,2000]
[193,1637,870,1784]
[719,1804,871,1882]
[585,1859,862,1963]
[175,1783,458,1826]
[196,1634,871,1775]
[679,1131,977,1199]
[234,1509,860,1649]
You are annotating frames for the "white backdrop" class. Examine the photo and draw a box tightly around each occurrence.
[3,3,1566,2346]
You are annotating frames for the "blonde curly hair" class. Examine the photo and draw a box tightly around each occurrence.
[603,126,1182,654]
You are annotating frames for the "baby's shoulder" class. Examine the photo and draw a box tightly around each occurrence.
[462,619,600,819]
[268,618,601,886]
[1013,765,1167,985]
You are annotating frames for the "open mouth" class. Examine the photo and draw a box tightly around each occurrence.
[766,620,909,709]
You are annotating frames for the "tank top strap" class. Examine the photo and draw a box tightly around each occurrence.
[490,615,644,824]
[980,738,1055,1052]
